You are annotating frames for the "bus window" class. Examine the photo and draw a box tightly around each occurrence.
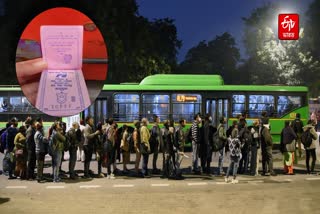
[142,94,169,122]
[0,97,9,112]
[172,94,201,122]
[249,95,274,118]
[277,96,301,117]
[113,94,139,122]
[232,95,245,117]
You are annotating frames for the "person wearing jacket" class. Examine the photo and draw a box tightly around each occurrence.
[67,122,81,179]
[133,120,141,175]
[83,116,100,179]
[14,126,27,179]
[150,115,163,174]
[51,121,66,182]
[260,122,276,176]
[140,118,151,177]
[26,119,36,180]
[191,113,201,174]
[217,116,227,175]
[120,125,130,173]
[174,119,186,179]
[280,121,297,175]
[200,114,214,175]
[225,124,241,184]
[303,120,318,174]
[250,120,260,176]
[34,122,48,183]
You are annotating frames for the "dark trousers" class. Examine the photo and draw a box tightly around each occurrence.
[306,149,316,173]
[200,144,212,174]
[36,152,46,180]
[239,147,249,174]
[27,150,36,179]
[153,142,159,170]
[83,145,93,177]
[250,146,258,175]
[69,147,77,177]
[142,153,149,176]
[262,146,274,174]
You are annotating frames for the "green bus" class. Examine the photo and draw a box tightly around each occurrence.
[0,74,309,145]
[83,74,309,144]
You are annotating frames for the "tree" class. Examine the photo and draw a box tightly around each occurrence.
[176,32,240,84]
[242,2,320,96]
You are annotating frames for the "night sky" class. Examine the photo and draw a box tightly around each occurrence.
[137,0,313,62]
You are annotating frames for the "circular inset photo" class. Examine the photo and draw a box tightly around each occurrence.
[16,7,108,117]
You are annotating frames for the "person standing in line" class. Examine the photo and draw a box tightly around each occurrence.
[104,118,117,179]
[260,120,276,176]
[174,118,186,179]
[34,122,48,183]
[14,126,27,179]
[133,120,142,175]
[191,113,201,174]
[280,121,297,175]
[200,114,214,175]
[26,119,36,180]
[51,122,66,183]
[291,113,304,161]
[77,120,85,162]
[6,117,19,179]
[140,118,151,177]
[67,122,81,179]
[217,116,227,175]
[120,125,130,173]
[95,122,105,178]
[303,120,318,174]
[250,120,260,176]
[225,123,241,184]
[150,115,163,174]
[83,116,100,179]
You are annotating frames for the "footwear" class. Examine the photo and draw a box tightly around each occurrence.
[8,176,17,180]
[270,172,277,176]
[107,173,115,179]
[224,177,229,183]
[264,172,271,176]
[152,169,161,174]
[231,178,239,184]
[98,173,105,178]
[83,175,92,179]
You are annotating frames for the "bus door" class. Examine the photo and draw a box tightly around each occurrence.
[84,98,108,123]
[206,99,229,127]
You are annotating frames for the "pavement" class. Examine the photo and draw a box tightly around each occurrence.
[1,150,320,214]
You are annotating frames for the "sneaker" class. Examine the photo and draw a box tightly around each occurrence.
[98,173,105,178]
[224,177,229,183]
[109,173,115,179]
[231,179,239,184]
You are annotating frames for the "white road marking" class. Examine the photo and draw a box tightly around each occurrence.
[247,180,264,183]
[113,184,134,188]
[46,186,65,189]
[79,185,101,189]
[151,184,170,187]
[5,186,27,189]
[305,177,320,181]
[215,182,229,185]
[187,182,208,186]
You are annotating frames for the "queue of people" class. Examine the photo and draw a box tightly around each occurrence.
[0,111,319,184]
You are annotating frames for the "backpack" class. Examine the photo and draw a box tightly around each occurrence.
[301,129,315,148]
[0,128,7,153]
[212,127,225,152]
[48,131,58,154]
[186,127,192,143]
[292,119,303,134]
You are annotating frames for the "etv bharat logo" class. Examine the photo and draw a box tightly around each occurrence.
[278,14,299,40]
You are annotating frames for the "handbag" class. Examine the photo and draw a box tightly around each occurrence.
[140,142,149,155]
[15,149,23,157]
[285,140,296,152]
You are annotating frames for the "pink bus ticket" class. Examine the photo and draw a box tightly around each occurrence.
[36,26,90,116]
